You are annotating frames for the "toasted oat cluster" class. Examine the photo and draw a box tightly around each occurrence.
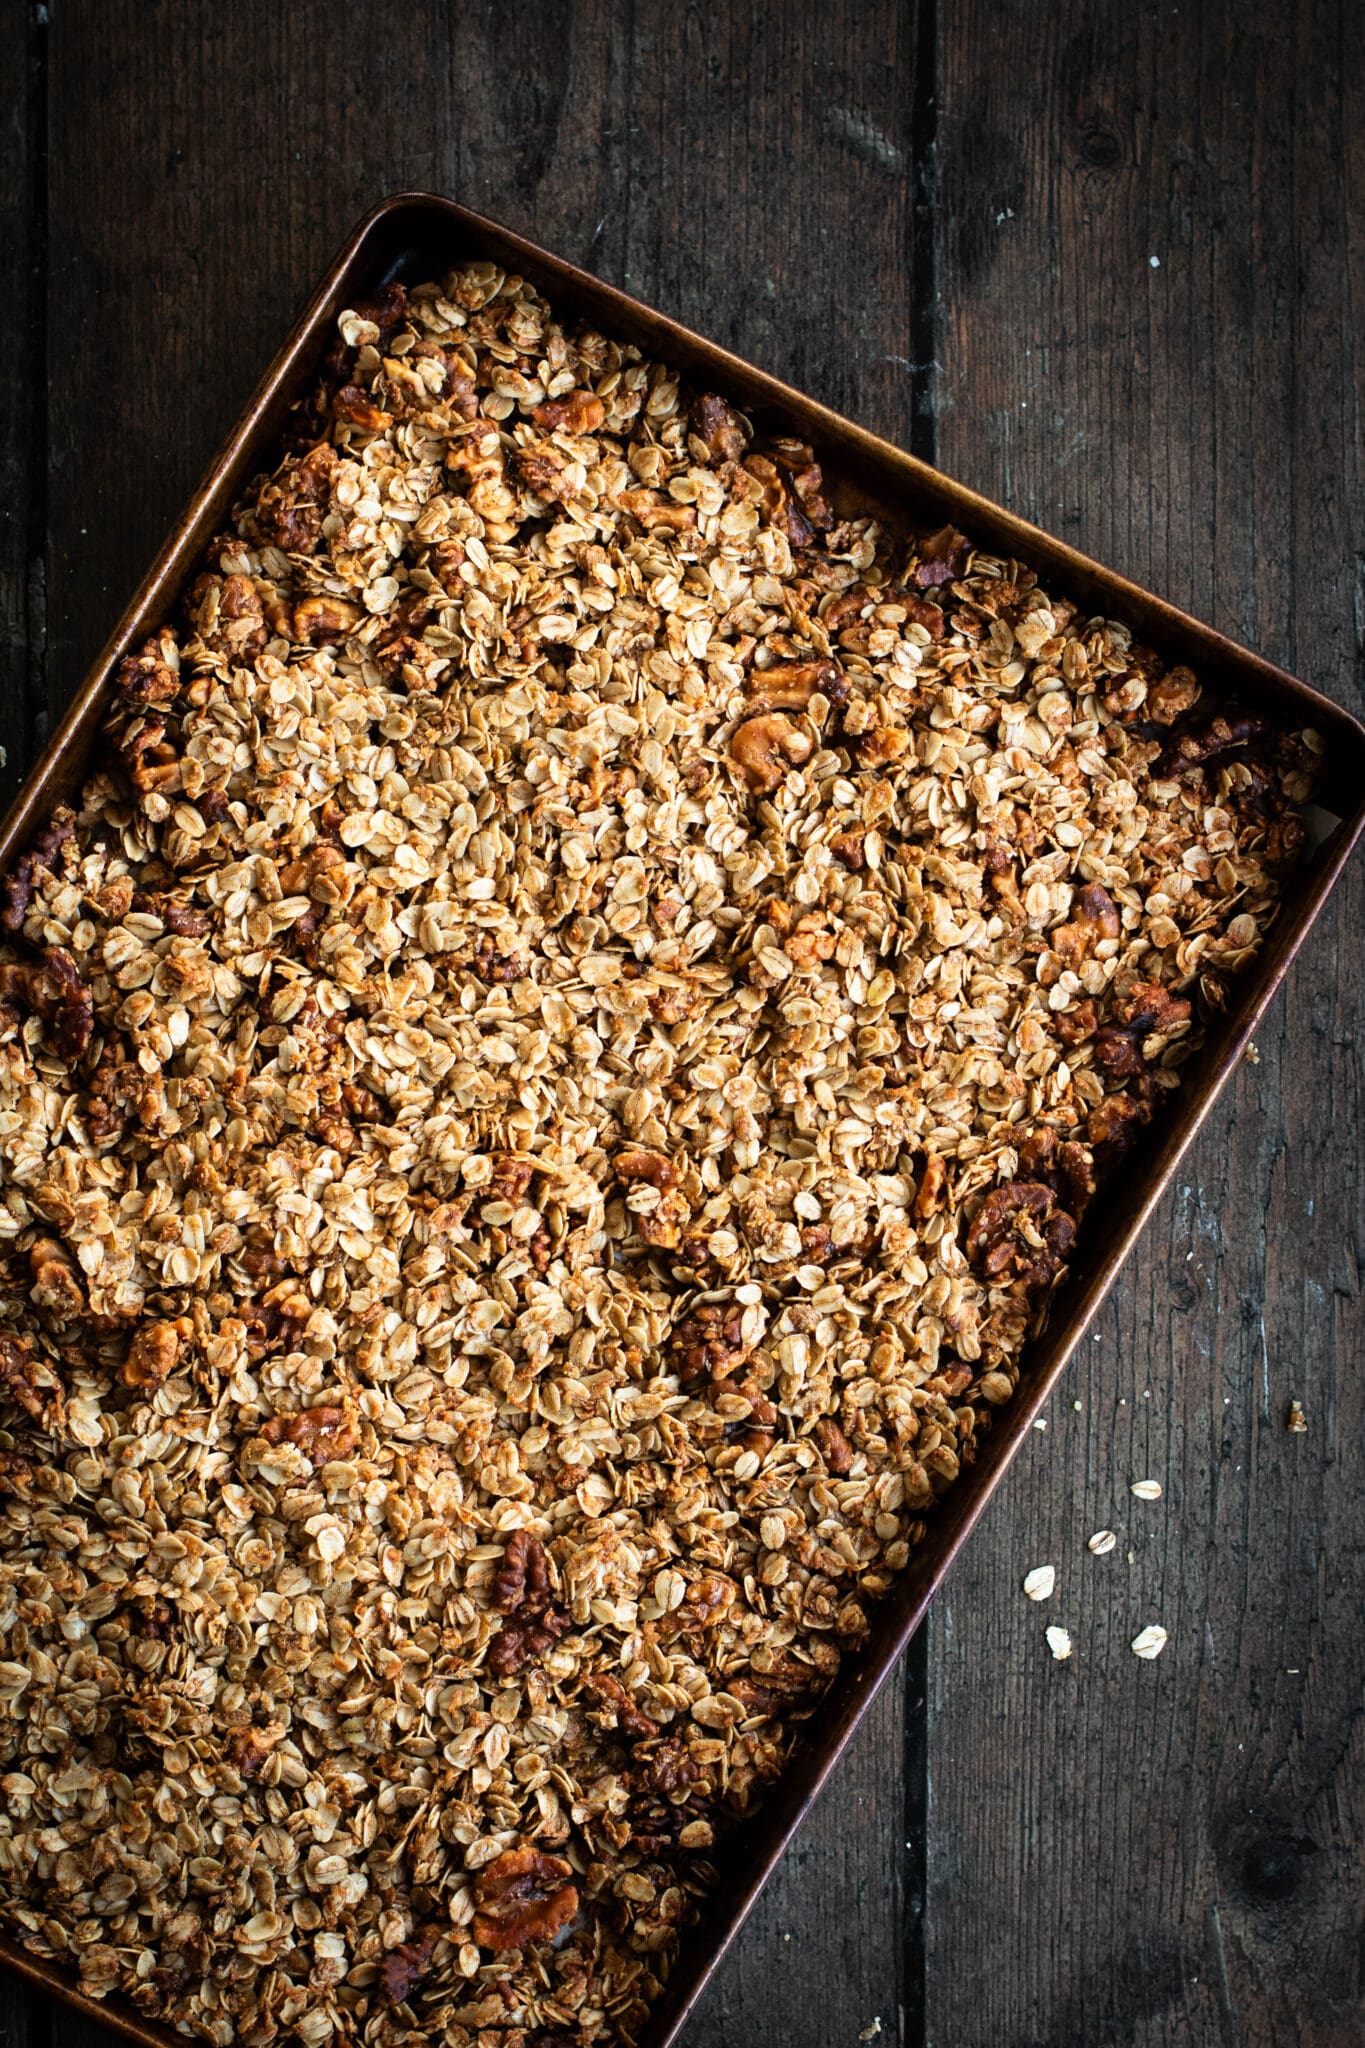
[0,262,1319,2047]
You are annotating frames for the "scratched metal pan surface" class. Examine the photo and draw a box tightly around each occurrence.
[0,193,1361,2048]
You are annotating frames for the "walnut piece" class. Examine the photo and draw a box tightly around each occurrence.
[492,1529,554,1615]
[256,443,336,553]
[915,1155,948,1219]
[28,1238,85,1325]
[0,1334,65,1427]
[1053,998,1098,1046]
[533,389,606,434]
[0,947,94,1060]
[673,1302,749,1383]
[488,1530,567,1675]
[965,1181,1077,1292]
[1158,710,1266,776]
[488,1608,568,1678]
[486,1152,536,1204]
[1,806,74,931]
[1111,979,1192,1037]
[226,1726,284,1777]
[130,890,212,937]
[747,657,846,715]
[1087,1087,1155,1158]
[730,1651,827,1722]
[468,935,526,984]
[688,391,748,464]
[586,1671,659,1739]
[113,627,182,706]
[332,384,393,432]
[471,1847,578,1953]
[259,1405,356,1466]
[186,573,268,663]
[912,524,969,587]
[291,596,362,644]
[1147,664,1201,725]
[666,1571,737,1636]
[121,1319,185,1388]
[730,712,814,794]
[379,1930,437,2007]
[614,1148,680,1191]
[0,1447,38,1494]
[853,725,911,766]
[1051,882,1122,968]
[812,1417,854,1475]
[1014,1130,1095,1219]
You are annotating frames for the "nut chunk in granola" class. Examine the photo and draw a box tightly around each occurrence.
[379,1930,438,2007]
[0,947,93,1060]
[966,1182,1077,1292]
[730,711,814,793]
[471,1847,579,1952]
[258,1404,356,1466]
[488,1529,568,1676]
[0,1333,64,1426]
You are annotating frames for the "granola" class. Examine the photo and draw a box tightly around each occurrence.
[0,262,1320,2047]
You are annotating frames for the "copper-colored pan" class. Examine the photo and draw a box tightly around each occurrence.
[2,193,1361,2048]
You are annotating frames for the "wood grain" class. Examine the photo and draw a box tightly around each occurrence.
[0,3,1360,2046]
[929,3,1364,2044]
[0,0,43,807]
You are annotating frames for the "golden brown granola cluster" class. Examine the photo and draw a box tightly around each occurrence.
[0,261,1318,2047]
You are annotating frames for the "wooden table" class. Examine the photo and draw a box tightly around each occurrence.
[1,3,1360,2044]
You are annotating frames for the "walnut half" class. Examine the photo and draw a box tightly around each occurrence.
[471,1847,578,1952]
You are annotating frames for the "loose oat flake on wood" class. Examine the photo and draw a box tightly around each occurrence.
[0,262,1321,2048]
[1131,1625,1170,1660]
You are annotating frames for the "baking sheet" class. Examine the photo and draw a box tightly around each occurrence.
[1,192,1361,2048]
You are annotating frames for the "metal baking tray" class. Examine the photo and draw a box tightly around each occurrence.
[1,192,1362,2048]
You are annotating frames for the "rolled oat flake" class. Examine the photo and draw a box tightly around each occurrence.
[1131,1625,1169,1660]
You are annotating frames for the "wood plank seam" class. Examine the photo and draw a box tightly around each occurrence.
[904,6,938,2042]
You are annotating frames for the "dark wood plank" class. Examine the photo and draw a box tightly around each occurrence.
[928,4,1364,2044]
[0,0,61,2019]
[29,7,927,2048]
[0,0,44,804]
